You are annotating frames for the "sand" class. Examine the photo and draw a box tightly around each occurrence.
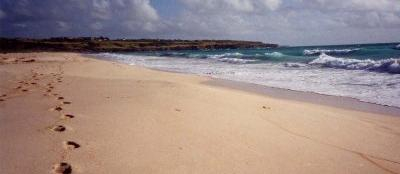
[0,52,399,174]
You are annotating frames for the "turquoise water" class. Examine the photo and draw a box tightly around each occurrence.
[131,43,400,73]
[95,43,400,107]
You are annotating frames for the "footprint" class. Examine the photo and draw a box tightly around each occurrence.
[62,101,71,105]
[57,97,64,100]
[262,106,271,109]
[53,106,63,111]
[0,99,4,102]
[51,125,66,132]
[1,94,6,97]
[22,89,28,92]
[52,162,72,174]
[63,141,80,149]
[22,59,35,63]
[15,86,22,89]
[62,114,75,119]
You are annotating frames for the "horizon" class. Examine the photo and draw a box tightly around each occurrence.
[1,36,398,48]
[1,0,400,46]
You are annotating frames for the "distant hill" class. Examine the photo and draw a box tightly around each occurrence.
[0,37,278,53]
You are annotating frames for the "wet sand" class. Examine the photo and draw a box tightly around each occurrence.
[1,52,400,174]
[206,79,400,117]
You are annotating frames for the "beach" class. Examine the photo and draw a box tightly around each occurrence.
[1,52,400,174]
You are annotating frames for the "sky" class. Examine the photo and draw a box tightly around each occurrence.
[0,0,399,46]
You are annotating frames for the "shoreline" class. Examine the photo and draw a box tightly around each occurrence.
[206,79,400,117]
[2,52,400,174]
[89,54,400,117]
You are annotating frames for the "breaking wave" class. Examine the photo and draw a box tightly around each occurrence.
[207,52,244,59]
[265,52,284,57]
[309,53,400,74]
[304,48,360,56]
[218,57,257,64]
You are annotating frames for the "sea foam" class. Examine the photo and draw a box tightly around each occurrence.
[265,52,284,57]
[309,53,400,74]
[94,52,400,107]
[218,58,257,64]
[304,48,360,56]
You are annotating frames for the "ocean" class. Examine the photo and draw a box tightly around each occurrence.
[94,43,400,107]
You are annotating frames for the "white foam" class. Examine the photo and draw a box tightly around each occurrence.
[304,48,360,56]
[265,52,284,57]
[309,53,400,74]
[208,52,243,59]
[218,58,257,64]
[93,53,400,108]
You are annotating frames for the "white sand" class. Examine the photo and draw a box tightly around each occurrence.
[1,52,399,174]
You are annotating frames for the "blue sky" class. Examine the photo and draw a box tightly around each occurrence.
[150,0,181,18]
[0,0,399,46]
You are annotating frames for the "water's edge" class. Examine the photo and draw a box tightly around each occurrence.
[205,78,400,117]
[86,54,400,117]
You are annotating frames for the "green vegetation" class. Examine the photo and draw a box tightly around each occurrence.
[0,37,278,52]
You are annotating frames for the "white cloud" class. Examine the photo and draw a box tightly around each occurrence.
[260,0,281,11]
[91,0,111,20]
[180,0,282,13]
[119,0,160,32]
[226,0,255,12]
[172,0,400,45]
[304,0,400,11]
[1,0,399,45]
[130,0,159,21]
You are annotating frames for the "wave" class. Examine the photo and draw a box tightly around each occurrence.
[304,48,360,56]
[203,52,258,64]
[207,52,243,59]
[395,44,400,49]
[218,57,257,64]
[265,52,284,57]
[309,53,400,74]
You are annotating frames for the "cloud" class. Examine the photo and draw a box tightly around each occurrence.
[0,0,399,45]
[91,0,112,20]
[310,0,400,11]
[261,0,281,11]
[180,0,282,13]
[0,0,161,37]
[170,0,400,44]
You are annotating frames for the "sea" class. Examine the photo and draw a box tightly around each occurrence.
[94,43,400,108]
